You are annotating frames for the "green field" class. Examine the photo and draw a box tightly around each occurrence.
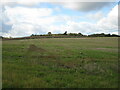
[2,37,119,88]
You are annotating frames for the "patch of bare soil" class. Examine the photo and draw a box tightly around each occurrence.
[28,44,46,52]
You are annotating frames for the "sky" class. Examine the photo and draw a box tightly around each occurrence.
[0,0,119,37]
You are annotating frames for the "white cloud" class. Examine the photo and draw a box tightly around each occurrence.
[2,6,53,30]
[2,6,54,37]
[97,4,118,33]
[4,6,52,20]
[87,11,104,21]
[16,0,39,6]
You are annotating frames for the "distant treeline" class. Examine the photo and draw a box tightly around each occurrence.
[1,31,119,40]
[31,32,119,37]
[88,33,119,37]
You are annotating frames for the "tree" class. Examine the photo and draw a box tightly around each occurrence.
[48,32,52,36]
[31,34,34,36]
[63,31,67,35]
[69,33,77,36]
[78,33,83,36]
[111,34,118,37]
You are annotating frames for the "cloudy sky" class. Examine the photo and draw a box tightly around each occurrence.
[0,0,119,37]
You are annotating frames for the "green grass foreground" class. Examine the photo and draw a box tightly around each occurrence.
[2,37,119,88]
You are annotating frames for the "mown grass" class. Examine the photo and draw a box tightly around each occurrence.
[2,37,119,88]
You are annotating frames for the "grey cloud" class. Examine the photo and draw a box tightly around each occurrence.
[77,2,113,11]
[55,2,114,12]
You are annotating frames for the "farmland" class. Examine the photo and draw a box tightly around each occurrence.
[2,37,119,88]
